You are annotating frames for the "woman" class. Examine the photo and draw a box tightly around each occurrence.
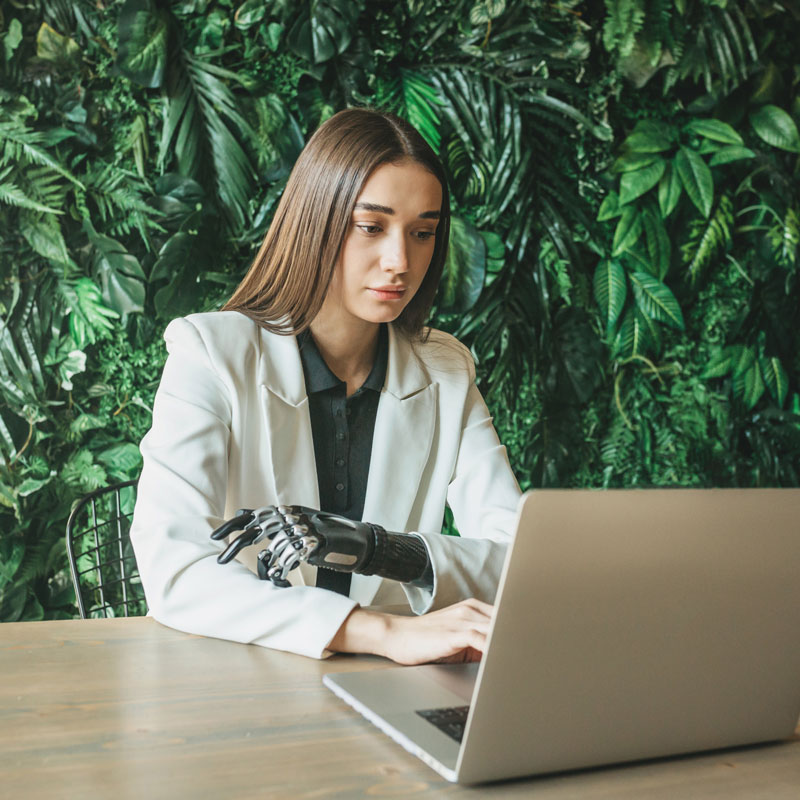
[130,108,521,663]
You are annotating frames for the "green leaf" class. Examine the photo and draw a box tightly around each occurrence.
[675,146,714,218]
[622,131,674,153]
[629,271,684,330]
[597,192,622,221]
[439,216,486,313]
[16,476,53,497]
[681,195,733,288]
[658,163,682,218]
[0,537,24,589]
[611,206,642,256]
[709,145,756,166]
[702,348,734,379]
[759,355,789,407]
[593,259,627,333]
[36,22,80,63]
[66,277,118,348]
[619,158,665,205]
[749,105,800,153]
[85,226,146,316]
[613,307,660,359]
[612,152,662,173]
[402,70,441,152]
[98,443,143,480]
[234,0,267,30]
[683,118,744,145]
[740,362,765,409]
[20,216,70,265]
[116,0,169,89]
[642,208,671,280]
[286,0,359,64]
[3,18,23,62]
[265,22,284,51]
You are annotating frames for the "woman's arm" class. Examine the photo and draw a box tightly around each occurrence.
[402,379,523,614]
[131,317,358,659]
[328,598,492,665]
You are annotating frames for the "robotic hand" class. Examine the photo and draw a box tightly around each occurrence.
[210,505,431,589]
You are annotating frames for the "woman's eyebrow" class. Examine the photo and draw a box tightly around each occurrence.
[354,201,440,219]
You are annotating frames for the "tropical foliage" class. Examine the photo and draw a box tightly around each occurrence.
[1,0,798,620]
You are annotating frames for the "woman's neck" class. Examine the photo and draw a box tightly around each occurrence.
[309,314,381,396]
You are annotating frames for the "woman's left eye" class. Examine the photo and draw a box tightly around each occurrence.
[415,231,436,240]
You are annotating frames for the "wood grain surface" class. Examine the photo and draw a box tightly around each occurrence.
[1,617,798,799]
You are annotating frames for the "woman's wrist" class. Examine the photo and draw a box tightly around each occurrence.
[328,607,391,657]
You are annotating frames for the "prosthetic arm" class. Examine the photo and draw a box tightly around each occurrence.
[211,505,432,589]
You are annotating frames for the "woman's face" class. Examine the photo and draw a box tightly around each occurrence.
[322,158,443,327]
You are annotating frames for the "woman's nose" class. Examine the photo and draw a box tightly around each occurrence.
[380,234,409,273]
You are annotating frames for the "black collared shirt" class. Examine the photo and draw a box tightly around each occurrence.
[297,325,388,595]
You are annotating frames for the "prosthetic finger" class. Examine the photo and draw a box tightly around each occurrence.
[210,510,254,541]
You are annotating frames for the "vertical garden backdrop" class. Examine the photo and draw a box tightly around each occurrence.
[1,0,799,621]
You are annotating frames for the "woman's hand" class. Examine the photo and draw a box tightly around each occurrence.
[328,599,493,665]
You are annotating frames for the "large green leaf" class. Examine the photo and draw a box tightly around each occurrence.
[160,54,257,231]
[702,347,734,379]
[611,206,642,256]
[85,225,146,316]
[629,271,684,330]
[116,0,169,89]
[613,306,660,359]
[759,355,789,407]
[592,259,627,333]
[642,208,671,280]
[683,118,743,145]
[439,216,487,313]
[66,278,119,348]
[749,105,800,153]
[286,0,360,64]
[619,158,665,205]
[657,163,682,218]
[675,146,713,218]
[612,152,662,173]
[708,145,756,166]
[402,70,441,152]
[597,191,622,221]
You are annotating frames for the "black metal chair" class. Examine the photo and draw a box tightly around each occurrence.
[65,480,146,618]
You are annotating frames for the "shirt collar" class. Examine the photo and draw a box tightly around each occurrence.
[298,323,388,395]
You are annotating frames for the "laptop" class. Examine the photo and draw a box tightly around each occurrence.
[323,488,800,784]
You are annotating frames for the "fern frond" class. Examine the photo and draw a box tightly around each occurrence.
[767,206,799,268]
[0,121,83,188]
[681,194,734,287]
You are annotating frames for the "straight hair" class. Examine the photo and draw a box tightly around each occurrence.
[222,108,451,339]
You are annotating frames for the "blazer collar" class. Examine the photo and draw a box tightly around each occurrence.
[258,323,431,402]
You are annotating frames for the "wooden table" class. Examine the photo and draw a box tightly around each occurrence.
[2,617,799,799]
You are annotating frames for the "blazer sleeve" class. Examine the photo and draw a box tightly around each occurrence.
[404,362,522,614]
[130,317,358,659]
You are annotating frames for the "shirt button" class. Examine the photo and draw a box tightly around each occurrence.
[336,459,344,466]
[337,433,345,440]
[336,483,345,491]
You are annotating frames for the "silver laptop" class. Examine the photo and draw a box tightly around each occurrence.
[323,489,800,784]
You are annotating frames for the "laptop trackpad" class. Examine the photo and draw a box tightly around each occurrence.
[421,662,479,703]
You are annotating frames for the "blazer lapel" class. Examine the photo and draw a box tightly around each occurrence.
[259,329,319,587]
[351,325,437,606]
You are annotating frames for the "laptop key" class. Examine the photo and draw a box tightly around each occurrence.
[416,705,470,743]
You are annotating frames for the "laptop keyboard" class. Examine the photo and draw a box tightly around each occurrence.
[416,705,470,743]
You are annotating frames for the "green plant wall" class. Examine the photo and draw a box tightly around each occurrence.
[1,0,799,621]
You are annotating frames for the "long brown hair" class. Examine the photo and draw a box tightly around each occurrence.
[222,108,451,338]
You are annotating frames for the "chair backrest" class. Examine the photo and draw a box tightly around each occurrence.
[65,480,145,618]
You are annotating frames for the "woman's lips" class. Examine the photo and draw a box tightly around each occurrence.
[368,287,406,301]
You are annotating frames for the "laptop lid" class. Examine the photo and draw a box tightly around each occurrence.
[456,488,800,783]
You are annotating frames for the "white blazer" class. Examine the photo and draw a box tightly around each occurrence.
[131,311,521,658]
